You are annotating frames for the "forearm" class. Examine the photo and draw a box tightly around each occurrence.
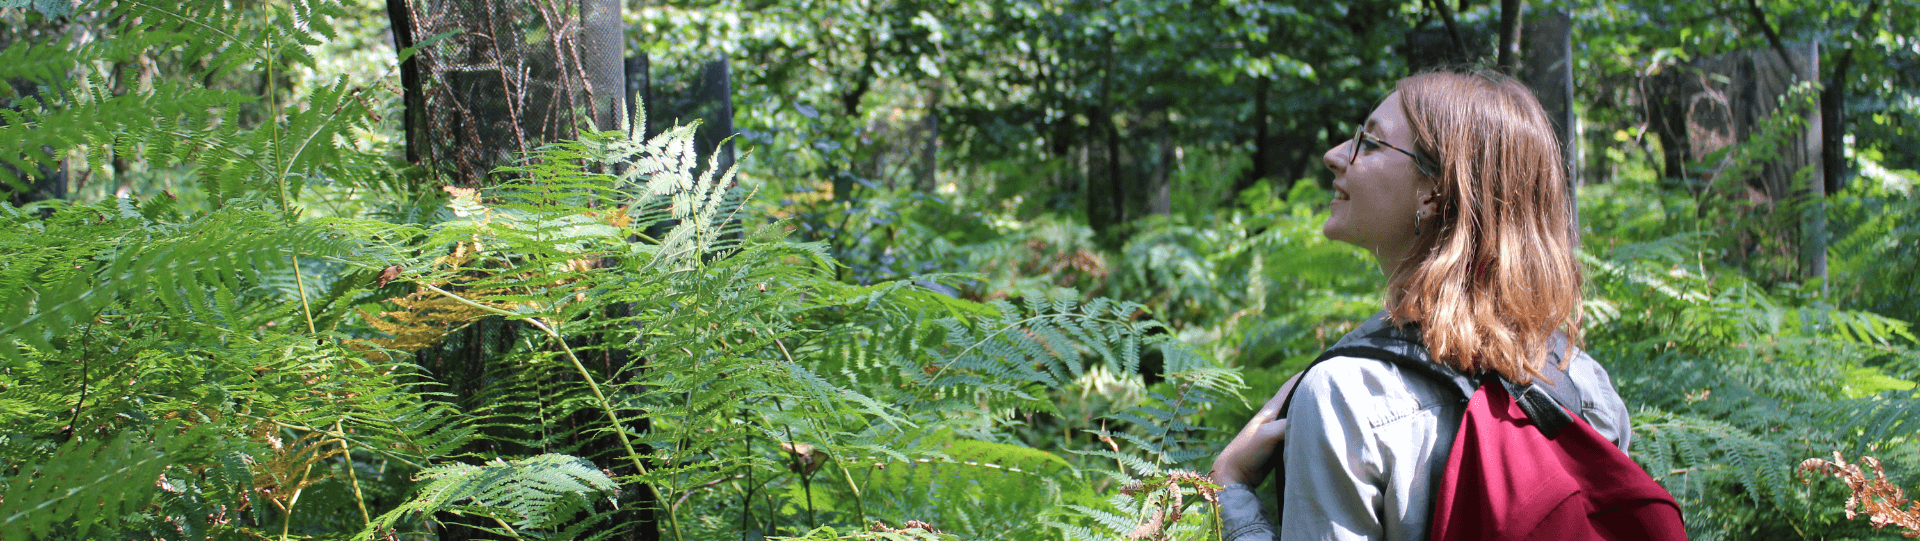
[1219,484,1276,541]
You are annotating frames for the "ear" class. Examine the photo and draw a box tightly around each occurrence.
[1414,183,1442,216]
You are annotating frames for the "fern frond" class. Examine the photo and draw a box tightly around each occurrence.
[0,210,344,365]
[362,453,617,536]
[0,427,201,539]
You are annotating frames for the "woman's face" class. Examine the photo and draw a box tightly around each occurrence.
[1322,92,1435,261]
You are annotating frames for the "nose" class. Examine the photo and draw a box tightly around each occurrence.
[1323,140,1349,175]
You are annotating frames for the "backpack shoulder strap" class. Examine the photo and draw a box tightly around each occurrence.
[1276,324,1465,419]
[1279,327,1589,438]
[1496,332,1585,438]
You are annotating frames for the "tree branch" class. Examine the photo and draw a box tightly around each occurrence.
[1743,0,1802,77]
[1427,0,1467,61]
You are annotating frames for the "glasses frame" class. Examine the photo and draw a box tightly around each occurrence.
[1347,125,1439,177]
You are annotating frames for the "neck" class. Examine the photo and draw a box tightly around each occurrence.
[1374,241,1414,285]
[1374,239,1420,309]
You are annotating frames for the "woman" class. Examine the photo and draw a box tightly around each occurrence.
[1208,69,1633,541]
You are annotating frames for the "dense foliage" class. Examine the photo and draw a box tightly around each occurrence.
[3,0,1918,540]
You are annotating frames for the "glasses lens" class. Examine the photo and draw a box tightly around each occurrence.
[1348,125,1365,165]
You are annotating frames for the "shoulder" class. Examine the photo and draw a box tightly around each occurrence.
[1294,356,1463,429]
[1296,356,1407,402]
[1563,348,1634,450]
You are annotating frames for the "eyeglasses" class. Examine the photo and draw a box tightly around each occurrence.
[1348,124,1439,177]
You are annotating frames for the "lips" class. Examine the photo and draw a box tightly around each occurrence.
[1333,185,1350,201]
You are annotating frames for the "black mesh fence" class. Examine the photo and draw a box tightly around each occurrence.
[392,0,625,186]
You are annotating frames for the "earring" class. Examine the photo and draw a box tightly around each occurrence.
[1414,210,1424,236]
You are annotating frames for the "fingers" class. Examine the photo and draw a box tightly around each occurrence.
[1240,370,1310,438]
[1234,412,1275,442]
[1255,418,1290,440]
[1212,418,1291,487]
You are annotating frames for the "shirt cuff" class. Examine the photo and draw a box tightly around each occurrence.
[1218,483,1276,541]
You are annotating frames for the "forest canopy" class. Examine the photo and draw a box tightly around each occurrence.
[1,0,1918,539]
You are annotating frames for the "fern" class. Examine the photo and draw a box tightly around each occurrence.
[1586,230,1920,539]
[770,525,953,541]
[0,207,346,365]
[0,2,485,536]
[796,433,1076,540]
[361,453,617,537]
[0,427,200,539]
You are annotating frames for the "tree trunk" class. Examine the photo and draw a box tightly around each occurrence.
[1497,0,1523,72]
[1646,43,1824,284]
[627,53,651,136]
[1085,32,1124,242]
[1793,45,1827,288]
[1822,48,1851,197]
[698,58,737,179]
[1730,43,1823,280]
[1246,74,1272,193]
[393,0,616,186]
[3,79,67,207]
[1822,0,1882,197]
[915,86,941,192]
[1521,9,1575,240]
[1645,68,1694,184]
[1147,101,1173,217]
[385,0,424,165]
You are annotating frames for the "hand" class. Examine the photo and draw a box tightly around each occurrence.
[1211,372,1303,488]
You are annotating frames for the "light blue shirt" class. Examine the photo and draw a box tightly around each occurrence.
[1220,311,1632,541]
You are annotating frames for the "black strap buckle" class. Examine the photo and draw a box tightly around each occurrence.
[1512,383,1575,438]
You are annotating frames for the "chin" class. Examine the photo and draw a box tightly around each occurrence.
[1321,220,1347,243]
[1321,225,1374,252]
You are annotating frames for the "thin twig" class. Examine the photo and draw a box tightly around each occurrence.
[67,315,99,442]
[335,420,371,526]
[674,474,748,508]
[836,459,868,527]
[490,516,525,539]
[279,461,313,541]
[291,254,317,334]
[773,396,816,530]
[772,338,861,525]
[741,427,756,540]
[1151,384,1194,466]
[244,416,426,470]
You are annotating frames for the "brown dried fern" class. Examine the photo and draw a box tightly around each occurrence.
[1799,452,1920,537]
[1120,469,1221,540]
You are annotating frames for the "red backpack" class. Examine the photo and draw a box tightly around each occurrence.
[1273,325,1688,541]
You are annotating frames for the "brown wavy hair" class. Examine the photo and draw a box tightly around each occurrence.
[1387,69,1582,386]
